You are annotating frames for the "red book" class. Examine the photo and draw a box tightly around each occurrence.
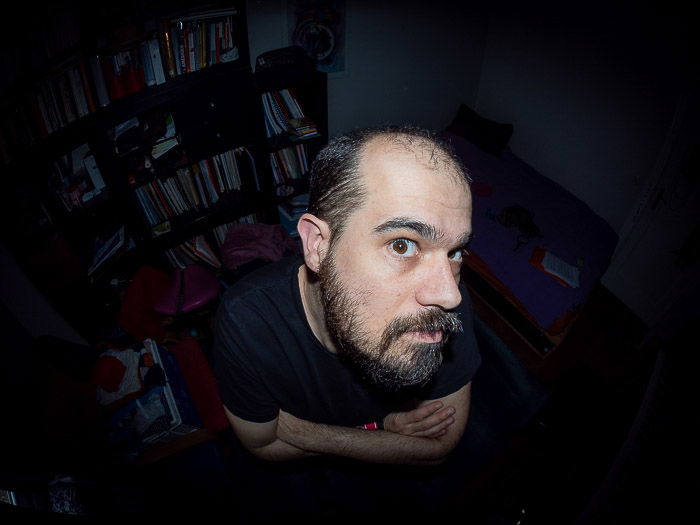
[151,180,175,217]
[124,67,145,94]
[102,55,127,100]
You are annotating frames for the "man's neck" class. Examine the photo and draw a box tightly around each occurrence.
[298,264,338,353]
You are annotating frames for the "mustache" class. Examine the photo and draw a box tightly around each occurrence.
[382,308,463,344]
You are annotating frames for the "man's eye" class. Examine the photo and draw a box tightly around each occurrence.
[449,248,467,262]
[389,239,417,257]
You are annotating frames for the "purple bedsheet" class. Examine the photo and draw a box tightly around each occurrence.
[441,131,618,333]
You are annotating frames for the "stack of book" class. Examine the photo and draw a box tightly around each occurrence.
[132,145,258,230]
[163,234,221,269]
[261,89,319,141]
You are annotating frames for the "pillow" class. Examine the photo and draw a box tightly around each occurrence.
[446,104,513,156]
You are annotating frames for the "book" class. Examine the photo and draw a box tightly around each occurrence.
[123,47,146,94]
[103,53,127,101]
[66,64,89,118]
[140,40,156,86]
[193,234,221,268]
[236,146,260,191]
[49,142,106,211]
[160,21,178,78]
[88,224,126,276]
[77,55,97,113]
[88,55,110,107]
[83,151,106,193]
[31,88,52,137]
[148,38,167,85]
[530,246,580,288]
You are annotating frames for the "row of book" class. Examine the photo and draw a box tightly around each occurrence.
[159,8,240,78]
[100,38,168,103]
[269,144,310,186]
[163,214,258,269]
[132,146,259,229]
[30,55,106,139]
[3,7,242,152]
[24,40,161,140]
[261,89,320,141]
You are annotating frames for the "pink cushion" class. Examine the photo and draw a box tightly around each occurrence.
[154,264,220,315]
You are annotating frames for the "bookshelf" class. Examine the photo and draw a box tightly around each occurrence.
[255,58,328,237]
[0,2,328,344]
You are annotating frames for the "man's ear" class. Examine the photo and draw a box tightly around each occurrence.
[297,213,331,273]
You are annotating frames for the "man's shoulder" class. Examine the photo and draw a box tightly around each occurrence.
[221,254,303,306]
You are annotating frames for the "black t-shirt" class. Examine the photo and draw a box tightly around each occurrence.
[212,255,481,426]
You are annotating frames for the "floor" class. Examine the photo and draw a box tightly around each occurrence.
[0,282,666,522]
[454,284,662,523]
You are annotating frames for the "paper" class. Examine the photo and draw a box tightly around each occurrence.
[541,251,580,288]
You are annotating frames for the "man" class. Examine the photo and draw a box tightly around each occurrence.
[213,125,480,516]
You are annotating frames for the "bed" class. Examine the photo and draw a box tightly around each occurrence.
[440,105,618,359]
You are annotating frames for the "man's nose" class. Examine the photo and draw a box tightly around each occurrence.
[415,256,462,311]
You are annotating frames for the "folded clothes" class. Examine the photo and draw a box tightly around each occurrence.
[91,344,164,410]
[221,222,300,270]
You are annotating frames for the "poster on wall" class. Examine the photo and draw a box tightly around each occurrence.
[287,0,346,74]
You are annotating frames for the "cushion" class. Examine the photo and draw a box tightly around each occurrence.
[446,104,513,156]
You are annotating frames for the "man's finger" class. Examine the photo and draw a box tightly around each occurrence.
[406,401,443,423]
[414,407,455,432]
[413,415,455,437]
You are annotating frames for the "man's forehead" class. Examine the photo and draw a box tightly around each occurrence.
[348,139,471,244]
[356,141,467,207]
[359,135,468,191]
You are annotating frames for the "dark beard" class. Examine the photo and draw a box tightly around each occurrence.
[317,249,463,391]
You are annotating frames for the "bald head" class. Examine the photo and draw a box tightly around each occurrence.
[308,125,471,243]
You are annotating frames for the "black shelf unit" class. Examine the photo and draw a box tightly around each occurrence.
[1,1,331,345]
[254,65,327,206]
[0,1,332,344]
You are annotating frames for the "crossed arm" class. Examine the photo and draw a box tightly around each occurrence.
[224,382,471,466]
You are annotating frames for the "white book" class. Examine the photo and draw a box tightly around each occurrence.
[140,40,156,86]
[148,38,167,85]
[542,251,580,288]
[67,65,89,117]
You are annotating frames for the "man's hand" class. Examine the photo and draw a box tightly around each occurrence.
[383,401,456,438]
[228,384,472,465]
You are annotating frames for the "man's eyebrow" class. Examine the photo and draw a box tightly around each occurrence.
[373,217,472,246]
